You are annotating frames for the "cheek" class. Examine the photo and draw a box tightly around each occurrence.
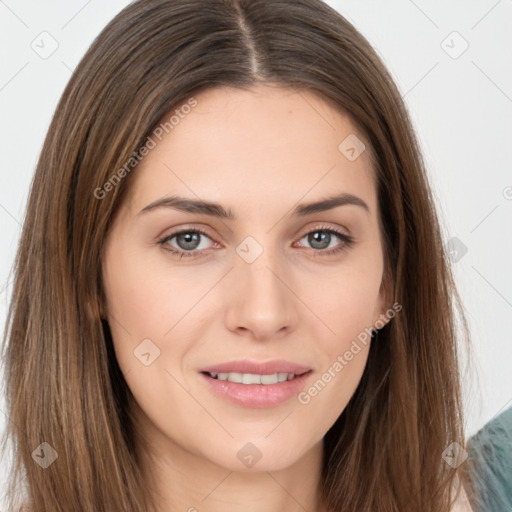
[101,248,192,429]
[298,266,380,416]
[102,244,198,337]
[310,264,382,342]
[102,243,172,374]
[102,243,217,387]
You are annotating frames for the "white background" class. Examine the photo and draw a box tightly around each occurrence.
[1,0,511,502]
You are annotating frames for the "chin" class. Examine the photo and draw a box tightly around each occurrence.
[203,436,316,473]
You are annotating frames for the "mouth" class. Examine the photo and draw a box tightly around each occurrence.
[198,360,313,408]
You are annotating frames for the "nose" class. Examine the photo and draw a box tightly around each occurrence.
[223,245,299,341]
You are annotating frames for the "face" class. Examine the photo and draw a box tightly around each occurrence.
[102,84,390,473]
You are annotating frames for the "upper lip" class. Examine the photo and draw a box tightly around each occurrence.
[199,359,312,375]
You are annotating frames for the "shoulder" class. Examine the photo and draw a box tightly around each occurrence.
[470,407,512,471]
[467,406,512,511]
[470,406,512,453]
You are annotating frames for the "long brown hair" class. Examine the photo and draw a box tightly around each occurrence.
[1,0,475,510]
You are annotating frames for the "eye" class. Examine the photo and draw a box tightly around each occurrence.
[157,228,218,259]
[295,226,354,256]
[157,225,354,260]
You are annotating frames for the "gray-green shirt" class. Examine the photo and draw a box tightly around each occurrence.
[468,406,512,512]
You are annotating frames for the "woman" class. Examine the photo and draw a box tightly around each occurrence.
[1,0,479,510]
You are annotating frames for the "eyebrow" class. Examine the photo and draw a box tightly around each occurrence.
[138,192,370,219]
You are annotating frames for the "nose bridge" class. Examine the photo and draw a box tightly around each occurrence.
[237,235,288,302]
[225,233,297,337]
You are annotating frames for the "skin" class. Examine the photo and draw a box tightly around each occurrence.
[101,84,393,512]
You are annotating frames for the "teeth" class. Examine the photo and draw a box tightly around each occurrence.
[208,372,297,384]
[243,373,261,384]
[260,374,276,384]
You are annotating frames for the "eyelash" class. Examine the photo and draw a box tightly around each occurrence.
[157,225,354,260]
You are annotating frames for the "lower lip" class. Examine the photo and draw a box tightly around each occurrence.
[199,371,312,408]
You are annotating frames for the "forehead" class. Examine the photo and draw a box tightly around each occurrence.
[124,84,376,219]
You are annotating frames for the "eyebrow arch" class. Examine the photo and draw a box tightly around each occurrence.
[138,193,370,219]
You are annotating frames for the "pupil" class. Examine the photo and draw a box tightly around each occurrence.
[310,231,329,249]
[178,232,199,250]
